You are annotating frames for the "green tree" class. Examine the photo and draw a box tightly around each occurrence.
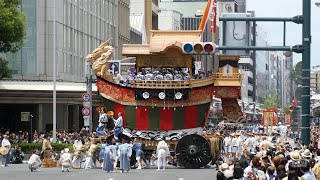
[282,106,291,114]
[261,91,278,110]
[0,0,26,79]
[289,61,302,86]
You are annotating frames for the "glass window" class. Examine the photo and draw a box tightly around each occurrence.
[63,26,67,49]
[80,9,83,30]
[67,54,72,74]
[68,27,72,52]
[80,32,83,57]
[75,6,78,29]
[84,11,88,33]
[63,53,67,73]
[75,31,78,54]
[63,0,67,24]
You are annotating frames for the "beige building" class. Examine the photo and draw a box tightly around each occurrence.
[130,0,159,44]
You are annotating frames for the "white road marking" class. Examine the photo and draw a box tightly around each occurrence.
[178,178,184,180]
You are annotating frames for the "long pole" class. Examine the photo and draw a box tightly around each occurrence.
[301,0,311,145]
[86,62,93,133]
[52,0,57,143]
[252,21,257,121]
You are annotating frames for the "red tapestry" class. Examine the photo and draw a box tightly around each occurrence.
[215,86,240,98]
[97,78,136,103]
[136,106,148,130]
[185,106,197,128]
[160,108,173,130]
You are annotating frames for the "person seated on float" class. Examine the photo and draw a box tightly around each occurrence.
[113,112,123,140]
[183,73,190,80]
[135,72,145,81]
[164,72,173,80]
[145,71,154,81]
[96,107,108,136]
[113,71,123,84]
[174,70,182,80]
[119,80,127,87]
[124,70,135,86]
[155,73,164,81]
[198,70,205,79]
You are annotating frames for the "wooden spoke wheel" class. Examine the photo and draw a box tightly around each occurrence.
[176,134,211,169]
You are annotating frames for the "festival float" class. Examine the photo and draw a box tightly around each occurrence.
[86,1,244,169]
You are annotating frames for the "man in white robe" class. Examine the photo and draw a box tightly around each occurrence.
[59,148,72,172]
[156,140,170,171]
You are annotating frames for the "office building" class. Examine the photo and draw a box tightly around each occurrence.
[0,0,130,133]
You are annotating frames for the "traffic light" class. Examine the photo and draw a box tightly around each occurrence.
[182,42,215,54]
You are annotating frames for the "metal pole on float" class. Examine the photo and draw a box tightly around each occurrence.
[52,0,57,143]
[86,61,93,133]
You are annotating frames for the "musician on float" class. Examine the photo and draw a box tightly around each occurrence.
[96,107,108,136]
[113,112,123,140]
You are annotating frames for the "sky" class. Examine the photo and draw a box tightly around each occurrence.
[247,0,320,67]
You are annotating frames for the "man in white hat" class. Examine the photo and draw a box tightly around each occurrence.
[59,148,72,172]
[302,149,313,161]
[1,134,11,167]
[285,151,301,171]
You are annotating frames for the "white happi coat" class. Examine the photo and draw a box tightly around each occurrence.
[60,152,72,168]
[156,140,170,168]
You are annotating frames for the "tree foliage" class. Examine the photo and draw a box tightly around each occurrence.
[289,61,302,86]
[282,106,291,114]
[0,0,26,79]
[0,58,13,79]
[261,91,278,110]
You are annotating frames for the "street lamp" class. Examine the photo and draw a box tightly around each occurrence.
[316,0,320,7]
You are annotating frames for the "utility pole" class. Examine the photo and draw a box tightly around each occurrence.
[52,0,57,143]
[301,0,311,145]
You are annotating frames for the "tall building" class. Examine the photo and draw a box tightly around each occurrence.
[0,0,130,133]
[130,0,159,44]
[158,9,182,30]
[282,55,294,106]
[255,25,269,102]
[269,51,284,107]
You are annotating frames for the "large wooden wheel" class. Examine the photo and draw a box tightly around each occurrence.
[176,134,211,169]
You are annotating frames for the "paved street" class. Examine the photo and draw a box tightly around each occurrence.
[0,164,216,180]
